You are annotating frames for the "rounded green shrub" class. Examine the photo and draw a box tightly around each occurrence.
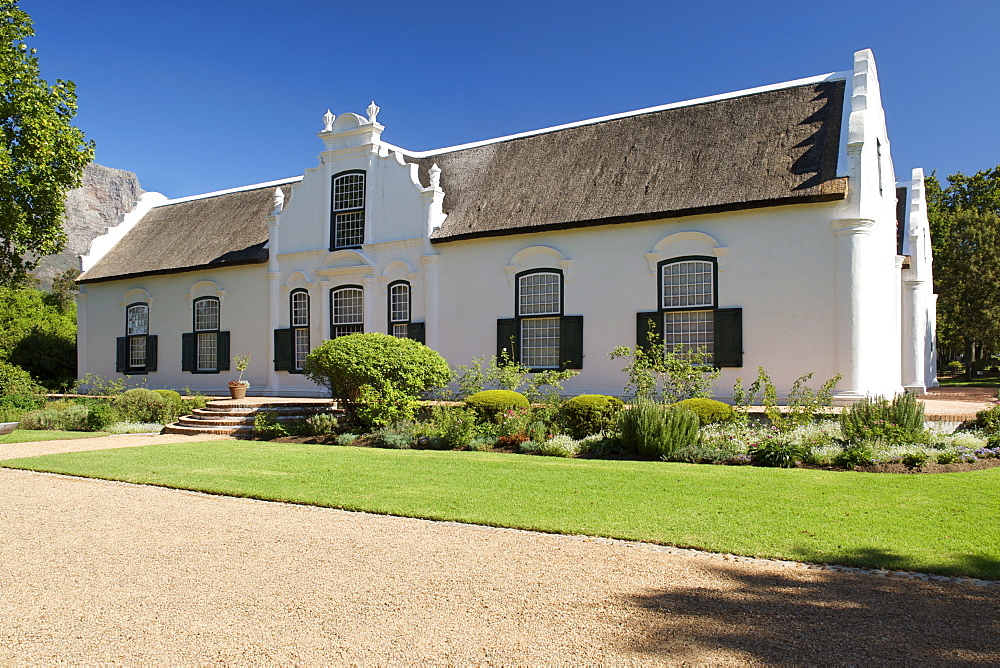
[671,398,735,426]
[153,389,184,421]
[113,388,167,424]
[976,404,1000,434]
[464,389,529,423]
[303,333,451,430]
[559,394,624,438]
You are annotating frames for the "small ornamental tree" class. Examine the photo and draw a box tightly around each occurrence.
[303,333,451,430]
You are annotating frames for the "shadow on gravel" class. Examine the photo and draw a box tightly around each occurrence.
[627,561,1000,664]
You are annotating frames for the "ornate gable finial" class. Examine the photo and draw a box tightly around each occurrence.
[322,109,334,132]
[429,163,441,189]
[366,101,380,124]
[272,187,285,214]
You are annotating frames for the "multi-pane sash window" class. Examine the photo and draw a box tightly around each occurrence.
[194,298,220,371]
[659,258,716,358]
[291,289,310,371]
[126,304,148,369]
[389,282,410,338]
[517,271,561,369]
[331,286,363,338]
[332,171,365,249]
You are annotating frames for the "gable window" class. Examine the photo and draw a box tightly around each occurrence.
[637,256,742,367]
[331,171,365,249]
[116,303,157,374]
[496,269,583,371]
[331,286,364,338]
[182,297,230,373]
[274,289,311,373]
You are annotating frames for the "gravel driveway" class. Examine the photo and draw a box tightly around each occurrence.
[2,460,999,664]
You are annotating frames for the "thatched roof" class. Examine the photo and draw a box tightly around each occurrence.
[78,183,293,284]
[79,77,848,282]
[414,80,847,242]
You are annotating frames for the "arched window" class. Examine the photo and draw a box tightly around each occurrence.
[495,269,583,371]
[182,297,229,374]
[388,281,410,338]
[331,171,366,249]
[331,286,364,338]
[636,256,742,367]
[660,258,715,356]
[290,289,310,371]
[116,303,157,374]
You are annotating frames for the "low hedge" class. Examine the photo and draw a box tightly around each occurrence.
[464,390,529,423]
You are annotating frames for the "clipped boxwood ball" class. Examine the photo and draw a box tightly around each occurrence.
[560,394,624,439]
[671,398,735,426]
[465,390,529,423]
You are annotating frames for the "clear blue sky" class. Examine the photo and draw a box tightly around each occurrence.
[29,0,1000,199]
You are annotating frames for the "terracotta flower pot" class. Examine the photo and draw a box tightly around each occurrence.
[228,382,248,400]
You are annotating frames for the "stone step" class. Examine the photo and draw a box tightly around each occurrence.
[189,408,331,421]
[163,423,254,436]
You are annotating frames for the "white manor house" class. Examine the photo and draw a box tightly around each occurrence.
[76,49,937,401]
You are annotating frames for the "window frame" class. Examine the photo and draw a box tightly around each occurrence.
[330,170,366,250]
[290,288,310,372]
[514,268,564,371]
[123,302,149,374]
[656,256,718,360]
[330,285,364,339]
[387,280,411,338]
[193,296,221,373]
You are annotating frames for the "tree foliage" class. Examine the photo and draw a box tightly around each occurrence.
[303,333,451,430]
[0,281,76,386]
[927,166,1000,371]
[0,2,94,286]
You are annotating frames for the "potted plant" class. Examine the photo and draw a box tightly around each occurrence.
[229,353,251,399]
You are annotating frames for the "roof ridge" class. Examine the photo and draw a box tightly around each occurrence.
[384,70,851,158]
[158,175,303,207]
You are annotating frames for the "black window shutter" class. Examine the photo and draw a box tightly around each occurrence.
[145,335,158,372]
[217,331,231,371]
[274,328,293,371]
[181,333,195,371]
[407,322,425,344]
[636,312,659,353]
[496,318,519,365]
[713,308,743,367]
[559,315,584,370]
[115,337,127,373]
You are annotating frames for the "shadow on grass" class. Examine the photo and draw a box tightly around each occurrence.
[785,546,1000,581]
[627,557,1000,664]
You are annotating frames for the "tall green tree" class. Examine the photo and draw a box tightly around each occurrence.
[927,165,1000,375]
[0,2,94,287]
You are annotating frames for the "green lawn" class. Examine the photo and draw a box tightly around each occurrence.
[0,430,108,443]
[3,440,999,579]
[937,378,1000,388]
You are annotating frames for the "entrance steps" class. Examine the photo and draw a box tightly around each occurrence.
[164,398,341,437]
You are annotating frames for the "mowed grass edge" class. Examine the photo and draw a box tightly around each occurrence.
[4,440,999,579]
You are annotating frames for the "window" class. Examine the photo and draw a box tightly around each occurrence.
[518,271,562,368]
[182,297,229,373]
[274,289,312,373]
[660,258,715,356]
[636,256,742,367]
[331,286,364,338]
[496,269,583,371]
[116,303,157,374]
[331,171,365,249]
[388,281,410,338]
[291,289,310,371]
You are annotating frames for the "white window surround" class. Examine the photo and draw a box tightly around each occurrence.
[186,280,225,308]
[332,171,366,249]
[331,286,363,338]
[646,231,728,275]
[505,245,572,286]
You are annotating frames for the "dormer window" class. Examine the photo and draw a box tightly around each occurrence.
[331,171,365,249]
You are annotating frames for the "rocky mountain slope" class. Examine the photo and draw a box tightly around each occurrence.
[32,163,143,288]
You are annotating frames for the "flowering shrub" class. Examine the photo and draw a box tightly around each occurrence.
[537,435,581,457]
